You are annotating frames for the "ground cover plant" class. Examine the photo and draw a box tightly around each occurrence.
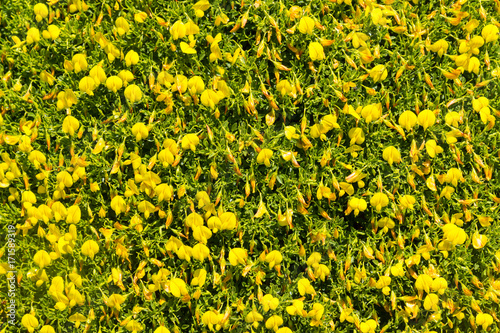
[0,0,500,332]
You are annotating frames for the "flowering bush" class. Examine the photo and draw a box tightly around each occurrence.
[0,0,500,332]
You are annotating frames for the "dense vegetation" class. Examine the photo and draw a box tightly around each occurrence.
[1,0,500,332]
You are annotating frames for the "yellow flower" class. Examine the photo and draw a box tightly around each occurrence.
[277,327,293,333]
[172,74,188,94]
[104,42,122,62]
[193,226,212,244]
[309,42,325,61]
[79,76,96,95]
[134,12,148,23]
[245,309,264,328]
[257,149,273,167]
[191,268,207,286]
[265,250,283,269]
[320,114,340,132]
[261,294,280,312]
[285,126,299,140]
[476,313,494,330]
[288,6,302,20]
[181,133,200,152]
[360,319,377,333]
[28,150,46,168]
[276,79,292,96]
[66,205,81,224]
[417,109,436,130]
[308,303,325,326]
[297,278,316,296]
[348,197,367,216]
[125,320,143,333]
[371,7,386,26]
[286,299,305,316]
[472,232,488,249]
[124,84,142,103]
[431,277,448,294]
[158,149,175,167]
[348,127,365,145]
[33,250,51,268]
[390,262,405,277]
[399,195,415,210]
[22,314,39,333]
[62,116,80,137]
[81,240,99,259]
[56,89,77,110]
[473,96,489,112]
[111,195,126,215]
[375,276,391,289]
[220,212,237,230]
[18,135,33,153]
[115,17,130,36]
[89,65,107,86]
[314,264,330,281]
[68,0,89,12]
[229,248,247,266]
[170,278,189,297]
[459,36,484,54]
[382,146,401,165]
[40,325,56,333]
[445,129,461,144]
[425,140,443,158]
[442,223,467,245]
[464,19,480,34]
[51,202,67,222]
[482,24,499,43]
[180,42,196,54]
[200,89,222,109]
[307,252,321,268]
[40,70,55,85]
[445,168,464,187]
[72,54,88,73]
[34,3,48,22]
[187,76,205,95]
[265,315,283,331]
[466,56,480,74]
[207,216,222,232]
[444,111,461,127]
[170,20,186,40]
[137,200,155,219]
[309,124,321,139]
[370,193,389,212]
[27,28,40,44]
[192,0,210,17]
[185,21,200,35]
[428,39,448,57]
[107,294,126,311]
[298,16,315,34]
[192,243,210,262]
[398,111,417,130]
[361,103,382,123]
[176,245,192,262]
[184,20,200,35]
[131,123,149,141]
[125,50,139,66]
[106,76,123,92]
[185,212,204,228]
[369,64,388,82]
[423,293,439,311]
[42,25,60,40]
[202,310,221,330]
[154,184,173,202]
[350,31,370,48]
